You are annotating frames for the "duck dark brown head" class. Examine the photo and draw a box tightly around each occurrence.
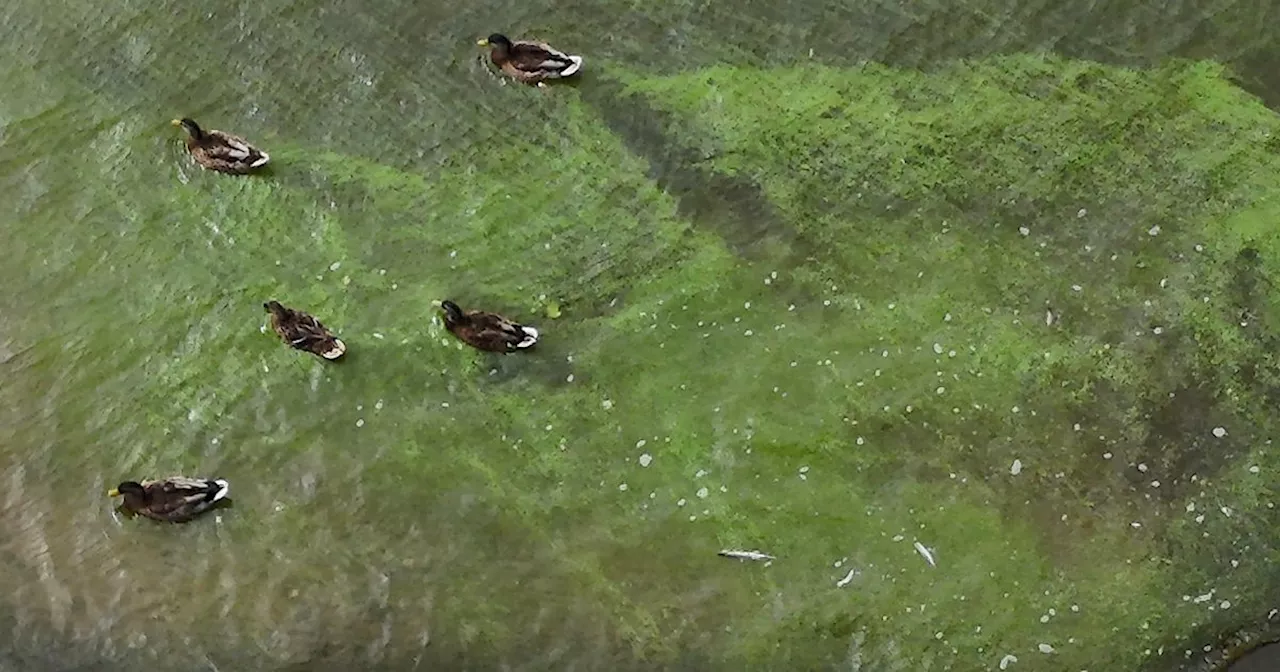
[439,300,465,325]
[109,480,147,500]
[478,33,512,50]
[264,300,286,315]
[171,117,203,140]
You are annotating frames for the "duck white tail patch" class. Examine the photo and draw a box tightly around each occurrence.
[516,326,539,348]
[212,479,230,501]
[251,152,270,167]
[322,339,347,360]
[561,55,583,77]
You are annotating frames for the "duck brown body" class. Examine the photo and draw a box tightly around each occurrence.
[478,33,583,85]
[109,477,229,523]
[438,300,540,352]
[172,118,270,174]
[265,300,347,360]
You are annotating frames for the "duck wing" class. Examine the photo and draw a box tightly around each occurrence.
[471,312,540,350]
[203,130,270,168]
[144,477,229,518]
[508,41,581,75]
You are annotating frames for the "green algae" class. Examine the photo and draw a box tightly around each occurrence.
[606,54,1280,669]
[4,35,1280,672]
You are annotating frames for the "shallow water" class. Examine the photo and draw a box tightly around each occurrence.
[4,0,1280,670]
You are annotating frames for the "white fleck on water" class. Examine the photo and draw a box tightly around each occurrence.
[1137,463,1148,472]
[1010,459,1023,476]
[618,483,628,492]
[356,418,364,427]
[677,498,687,507]
[933,343,943,354]
[799,466,809,474]
[1038,643,1055,653]
[999,653,1018,670]
[635,439,647,448]
[1148,225,1161,236]
[566,374,575,383]
[639,453,652,468]
[695,469,708,478]
[1250,465,1260,474]
[836,569,857,587]
[329,261,341,271]
[1019,226,1030,236]
[696,487,709,498]
[1103,452,1113,459]
[856,436,864,445]
[601,399,614,410]
[1212,427,1227,438]
[1077,208,1088,218]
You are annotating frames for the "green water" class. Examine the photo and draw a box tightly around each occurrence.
[4,0,1280,670]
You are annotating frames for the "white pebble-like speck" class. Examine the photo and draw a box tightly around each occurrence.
[1077,208,1087,218]
[329,261,341,271]
[1019,226,1030,236]
[356,419,364,428]
[799,466,810,474]
[1038,643,1055,654]
[1212,427,1227,438]
[1010,459,1023,475]
[1148,225,1161,236]
[933,343,943,354]
[677,498,687,507]
[618,483,628,491]
[696,487,708,499]
[636,439,647,448]
[639,453,653,467]
[1250,465,1260,474]
[999,653,1018,670]
[602,399,614,410]
[1137,463,1148,472]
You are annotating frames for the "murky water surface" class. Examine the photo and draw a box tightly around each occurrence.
[3,0,1280,669]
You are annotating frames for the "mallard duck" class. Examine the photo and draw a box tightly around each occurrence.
[477,34,583,86]
[436,300,539,352]
[171,118,270,174]
[265,300,347,360]
[108,477,229,523]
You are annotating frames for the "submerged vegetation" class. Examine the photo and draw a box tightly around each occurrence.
[1,33,1278,671]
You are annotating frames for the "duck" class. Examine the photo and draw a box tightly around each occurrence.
[265,300,347,360]
[108,477,230,523]
[476,33,583,86]
[171,118,270,174]
[436,300,539,352]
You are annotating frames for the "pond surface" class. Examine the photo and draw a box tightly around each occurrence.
[2,0,1280,670]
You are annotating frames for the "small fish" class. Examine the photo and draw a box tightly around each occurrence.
[914,541,937,567]
[718,549,775,562]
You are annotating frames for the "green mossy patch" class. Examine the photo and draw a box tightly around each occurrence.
[4,45,1280,671]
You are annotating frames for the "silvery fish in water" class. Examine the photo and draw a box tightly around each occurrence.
[718,549,775,561]
[913,541,937,567]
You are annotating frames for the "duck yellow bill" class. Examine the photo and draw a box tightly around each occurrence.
[169,119,181,127]
[476,38,489,46]
[107,488,120,497]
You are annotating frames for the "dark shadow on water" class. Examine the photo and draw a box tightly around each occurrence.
[578,78,806,264]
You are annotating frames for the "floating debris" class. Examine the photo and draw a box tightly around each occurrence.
[718,549,774,562]
[639,453,653,467]
[913,541,937,567]
[999,653,1018,670]
[836,568,858,587]
[1010,459,1023,476]
[1212,426,1227,438]
[1038,643,1055,654]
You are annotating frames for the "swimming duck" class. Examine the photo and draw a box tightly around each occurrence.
[171,118,270,174]
[476,34,583,86]
[436,300,539,352]
[108,477,229,523]
[265,300,347,360]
